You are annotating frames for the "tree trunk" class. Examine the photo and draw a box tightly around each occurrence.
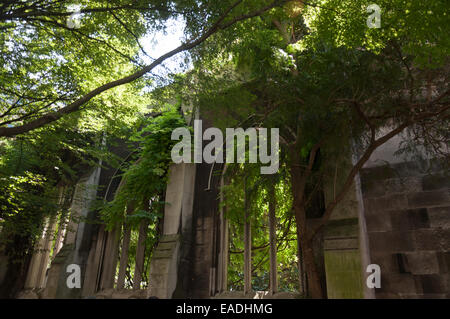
[296,226,307,295]
[243,177,252,294]
[290,162,325,299]
[293,204,324,298]
[268,184,277,295]
[299,235,324,299]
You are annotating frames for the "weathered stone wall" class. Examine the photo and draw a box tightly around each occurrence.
[316,147,370,299]
[43,166,102,299]
[361,160,450,298]
[322,160,365,299]
[182,162,222,298]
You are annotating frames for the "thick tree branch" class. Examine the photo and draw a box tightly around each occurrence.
[306,102,449,242]
[0,4,186,21]
[0,0,286,138]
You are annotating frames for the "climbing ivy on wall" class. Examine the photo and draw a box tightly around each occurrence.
[99,108,189,289]
[100,109,189,230]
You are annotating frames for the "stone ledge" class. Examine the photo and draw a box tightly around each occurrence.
[159,234,180,243]
[324,218,359,238]
[324,238,359,251]
[407,191,450,209]
[212,291,304,299]
[93,288,147,299]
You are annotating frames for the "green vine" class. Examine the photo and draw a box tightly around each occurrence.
[100,109,189,230]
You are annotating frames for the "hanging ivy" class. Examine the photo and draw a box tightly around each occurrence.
[100,109,189,230]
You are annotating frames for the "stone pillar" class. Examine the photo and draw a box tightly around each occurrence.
[216,213,229,293]
[147,163,196,299]
[81,226,106,297]
[117,223,132,290]
[217,164,229,293]
[53,212,69,258]
[42,165,102,298]
[52,186,68,257]
[354,170,375,299]
[322,155,364,299]
[24,225,47,289]
[99,227,120,290]
[22,216,58,290]
[133,220,148,289]
[36,216,57,288]
[243,180,252,295]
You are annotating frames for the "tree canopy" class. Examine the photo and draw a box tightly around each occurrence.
[0,0,448,298]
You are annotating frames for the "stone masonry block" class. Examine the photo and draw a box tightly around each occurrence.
[324,218,359,238]
[361,179,386,198]
[158,242,177,251]
[390,208,430,231]
[427,206,450,228]
[364,194,408,215]
[404,251,440,275]
[418,274,449,293]
[195,227,209,245]
[422,174,450,191]
[384,177,422,194]
[365,211,392,232]
[149,259,171,274]
[153,249,174,259]
[377,273,419,294]
[324,238,359,250]
[391,160,435,177]
[360,166,397,182]
[149,274,166,289]
[413,228,450,251]
[368,231,415,252]
[437,251,450,274]
[407,191,450,209]
[159,234,180,243]
[370,252,401,274]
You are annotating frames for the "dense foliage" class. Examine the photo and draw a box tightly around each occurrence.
[0,0,448,298]
[180,0,449,297]
[100,109,188,229]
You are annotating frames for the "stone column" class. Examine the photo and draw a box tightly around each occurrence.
[117,223,132,289]
[243,179,252,295]
[24,225,47,289]
[148,163,196,299]
[81,225,106,297]
[44,165,102,298]
[322,154,364,298]
[99,226,120,290]
[36,216,57,288]
[133,220,148,289]
[217,164,229,293]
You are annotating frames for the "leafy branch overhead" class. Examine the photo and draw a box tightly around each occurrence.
[0,0,448,299]
[0,0,288,138]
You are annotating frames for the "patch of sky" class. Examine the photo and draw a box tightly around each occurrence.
[140,16,193,91]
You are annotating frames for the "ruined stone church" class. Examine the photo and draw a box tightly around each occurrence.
[3,111,449,300]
